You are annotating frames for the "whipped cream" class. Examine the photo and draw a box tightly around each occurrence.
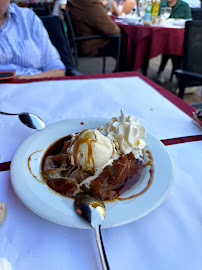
[66,110,146,188]
[100,109,146,160]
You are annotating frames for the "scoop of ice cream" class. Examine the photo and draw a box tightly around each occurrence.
[100,109,146,160]
[69,129,114,170]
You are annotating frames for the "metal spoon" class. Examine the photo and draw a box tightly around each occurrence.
[0,111,45,130]
[74,193,110,270]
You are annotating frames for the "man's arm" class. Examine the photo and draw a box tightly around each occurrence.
[88,0,120,35]
[16,69,65,79]
[111,0,135,16]
[183,3,192,19]
[122,0,135,14]
[59,4,67,20]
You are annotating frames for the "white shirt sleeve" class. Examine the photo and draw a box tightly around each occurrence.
[59,0,67,4]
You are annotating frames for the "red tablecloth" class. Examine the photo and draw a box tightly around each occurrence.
[117,23,185,71]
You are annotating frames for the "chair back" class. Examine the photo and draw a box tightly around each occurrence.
[61,7,121,72]
[182,20,202,74]
[29,3,51,16]
[191,8,202,20]
[40,15,75,73]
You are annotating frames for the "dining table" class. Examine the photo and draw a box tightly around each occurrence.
[0,71,201,270]
[115,19,185,73]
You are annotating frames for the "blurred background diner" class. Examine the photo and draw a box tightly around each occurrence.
[5,0,202,106]
[109,0,136,16]
[156,0,192,84]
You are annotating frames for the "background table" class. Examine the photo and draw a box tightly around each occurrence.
[117,23,185,72]
[0,72,201,270]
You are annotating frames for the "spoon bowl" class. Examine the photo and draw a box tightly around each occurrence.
[0,111,45,130]
[74,193,110,270]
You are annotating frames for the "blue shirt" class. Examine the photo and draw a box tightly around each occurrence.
[0,3,65,75]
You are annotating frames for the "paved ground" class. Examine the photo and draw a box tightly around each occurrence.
[77,55,202,107]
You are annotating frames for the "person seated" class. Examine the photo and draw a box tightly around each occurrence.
[68,0,120,57]
[0,1,66,79]
[67,0,128,71]
[156,0,192,84]
[52,0,67,20]
[110,0,136,16]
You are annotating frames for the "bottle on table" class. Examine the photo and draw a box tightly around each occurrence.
[144,0,152,25]
[151,0,160,24]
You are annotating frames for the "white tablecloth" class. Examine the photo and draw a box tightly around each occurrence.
[0,76,201,270]
[0,77,201,162]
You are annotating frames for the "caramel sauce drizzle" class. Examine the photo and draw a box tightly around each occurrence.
[117,150,154,201]
[73,129,96,169]
[28,150,42,182]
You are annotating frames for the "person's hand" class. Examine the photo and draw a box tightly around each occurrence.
[111,0,118,9]
[15,75,32,79]
[102,0,109,6]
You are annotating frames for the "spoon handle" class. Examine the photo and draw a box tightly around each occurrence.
[0,111,17,116]
[94,225,110,270]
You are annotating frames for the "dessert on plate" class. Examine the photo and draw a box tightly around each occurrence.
[42,110,150,201]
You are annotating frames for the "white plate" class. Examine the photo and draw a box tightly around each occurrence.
[117,14,141,24]
[10,118,174,229]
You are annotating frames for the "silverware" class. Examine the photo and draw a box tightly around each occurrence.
[0,111,45,130]
[74,193,110,270]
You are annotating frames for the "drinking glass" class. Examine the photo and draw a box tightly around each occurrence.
[138,0,147,21]
[161,7,172,19]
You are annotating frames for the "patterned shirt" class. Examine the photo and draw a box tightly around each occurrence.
[0,3,65,75]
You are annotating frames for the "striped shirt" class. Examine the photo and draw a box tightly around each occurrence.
[0,3,65,75]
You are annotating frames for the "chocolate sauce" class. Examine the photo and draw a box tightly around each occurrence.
[28,150,42,182]
[117,150,154,201]
[29,135,154,202]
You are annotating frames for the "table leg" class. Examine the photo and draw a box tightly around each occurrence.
[141,59,149,76]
